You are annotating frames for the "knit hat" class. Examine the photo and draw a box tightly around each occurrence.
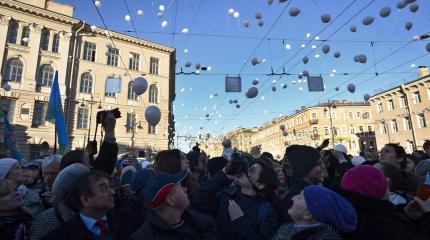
[304,185,357,232]
[207,157,228,177]
[341,165,388,199]
[416,159,430,176]
[0,158,18,181]
[52,163,89,199]
[351,156,365,166]
[285,145,321,178]
[334,144,348,154]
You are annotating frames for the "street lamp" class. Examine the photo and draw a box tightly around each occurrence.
[323,100,336,148]
[77,95,99,147]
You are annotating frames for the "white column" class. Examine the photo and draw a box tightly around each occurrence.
[0,15,12,83]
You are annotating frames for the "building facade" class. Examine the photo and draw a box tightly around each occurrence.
[369,67,430,153]
[226,127,255,153]
[0,0,176,159]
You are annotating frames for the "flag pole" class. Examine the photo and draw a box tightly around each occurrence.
[54,125,57,154]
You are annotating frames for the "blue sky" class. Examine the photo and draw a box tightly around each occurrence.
[59,0,430,150]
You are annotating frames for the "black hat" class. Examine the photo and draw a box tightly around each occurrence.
[285,145,320,178]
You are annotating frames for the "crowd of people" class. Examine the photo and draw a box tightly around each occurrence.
[1,110,430,239]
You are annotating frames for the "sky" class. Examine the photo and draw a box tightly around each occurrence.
[58,0,430,150]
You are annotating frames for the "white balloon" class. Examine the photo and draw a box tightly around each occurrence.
[161,20,168,28]
[362,16,375,26]
[125,15,131,22]
[185,62,191,67]
[397,1,407,9]
[306,33,311,39]
[289,7,301,17]
[145,106,161,126]
[321,14,331,23]
[405,22,413,31]
[272,80,277,84]
[334,52,341,58]
[258,20,264,27]
[132,77,148,95]
[255,12,262,19]
[322,44,330,54]
[243,20,250,28]
[233,12,240,19]
[347,84,356,93]
[299,87,304,91]
[301,44,306,48]
[280,124,285,131]
[285,44,292,50]
[315,36,320,40]
[252,79,259,85]
[182,28,189,34]
[379,7,391,17]
[184,49,189,54]
[350,25,357,32]
[94,0,102,8]
[272,86,277,92]
[246,87,258,98]
[311,45,317,49]
[409,3,419,13]
[364,94,370,101]
[137,10,144,16]
[22,37,29,43]
[426,43,430,53]
[158,12,164,18]
[3,83,11,91]
[159,5,165,12]
[228,8,235,14]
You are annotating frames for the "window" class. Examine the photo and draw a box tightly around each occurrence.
[362,112,370,119]
[322,111,327,119]
[418,113,426,128]
[413,91,421,104]
[129,53,140,71]
[104,78,116,97]
[21,26,30,46]
[369,140,376,149]
[148,123,156,134]
[331,112,336,120]
[37,64,54,86]
[128,82,137,100]
[4,58,23,82]
[312,126,318,133]
[79,73,93,94]
[324,127,329,135]
[150,57,159,75]
[149,84,158,103]
[367,125,373,132]
[357,112,362,119]
[391,120,398,133]
[0,98,16,122]
[83,42,96,62]
[52,34,60,53]
[311,113,317,120]
[359,126,364,132]
[350,126,355,134]
[399,96,407,108]
[8,21,18,44]
[41,29,50,51]
[77,108,89,129]
[107,47,119,66]
[403,117,412,130]
[380,123,387,134]
[32,101,47,127]
[348,112,353,119]
[406,141,414,153]
[377,103,383,113]
[387,100,394,111]
[333,126,338,135]
[126,113,136,133]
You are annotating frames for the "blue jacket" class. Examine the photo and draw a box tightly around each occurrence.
[192,171,279,240]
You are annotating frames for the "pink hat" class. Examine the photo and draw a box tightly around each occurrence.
[341,165,388,199]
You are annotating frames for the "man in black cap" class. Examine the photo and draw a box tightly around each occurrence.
[130,170,214,240]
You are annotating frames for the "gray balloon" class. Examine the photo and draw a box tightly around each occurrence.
[289,7,301,17]
[279,0,288,2]
[280,124,285,131]
[350,25,357,32]
[236,104,241,109]
[255,12,262,19]
[397,1,406,9]
[321,14,331,23]
[302,56,309,64]
[272,86,277,92]
[379,7,391,18]
[246,87,258,98]
[195,63,201,70]
[243,20,250,28]
[322,44,330,54]
[347,84,356,93]
[334,52,341,58]
[405,0,416,4]
[302,70,309,77]
[426,43,430,53]
[362,16,375,26]
[233,99,238,104]
[409,3,419,13]
[251,58,259,66]
[364,94,370,101]
[185,62,191,67]
[258,20,264,27]
[267,0,273,5]
[229,100,233,104]
[132,77,148,95]
[298,74,303,79]
[145,106,161,126]
[358,55,367,63]
[252,79,259,85]
[282,131,288,137]
[353,55,359,62]
[335,87,339,91]
[283,83,288,89]
[405,22,413,31]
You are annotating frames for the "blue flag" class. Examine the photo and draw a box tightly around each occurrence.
[3,111,22,161]
[45,71,69,154]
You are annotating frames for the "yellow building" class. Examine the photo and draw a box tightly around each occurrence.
[369,67,430,153]
[226,127,256,153]
[0,0,176,159]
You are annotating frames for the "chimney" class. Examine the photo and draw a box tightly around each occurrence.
[418,66,429,78]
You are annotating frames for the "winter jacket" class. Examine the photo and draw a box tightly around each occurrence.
[130,208,215,240]
[339,189,430,240]
[0,211,32,240]
[273,223,342,240]
[192,171,279,240]
[92,140,118,176]
[30,202,76,240]
[41,210,139,240]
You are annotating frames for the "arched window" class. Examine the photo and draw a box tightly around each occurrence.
[149,84,158,103]
[128,81,137,100]
[4,58,23,82]
[8,21,18,44]
[38,64,54,87]
[79,73,93,94]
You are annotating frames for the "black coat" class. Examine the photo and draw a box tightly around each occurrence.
[41,210,139,240]
[191,171,279,240]
[339,189,430,240]
[130,208,215,240]
[92,141,118,176]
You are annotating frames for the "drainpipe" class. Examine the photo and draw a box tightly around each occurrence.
[65,21,85,130]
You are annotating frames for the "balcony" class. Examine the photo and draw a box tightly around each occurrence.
[311,134,320,140]
[309,119,318,124]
